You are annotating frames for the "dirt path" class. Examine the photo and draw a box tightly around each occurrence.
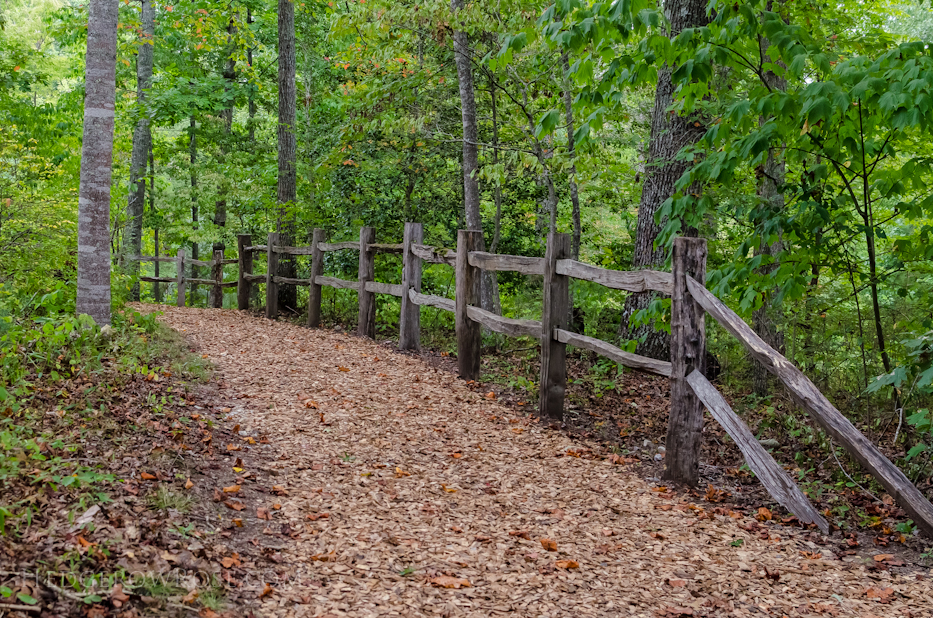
[153,305,930,618]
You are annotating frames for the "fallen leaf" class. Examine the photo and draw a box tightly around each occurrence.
[257,507,272,521]
[223,484,241,493]
[668,578,686,587]
[224,500,245,511]
[540,538,557,552]
[441,484,457,493]
[509,530,531,540]
[873,554,895,562]
[182,589,199,604]
[485,392,496,399]
[395,467,410,477]
[338,367,350,372]
[865,587,894,603]
[233,518,243,527]
[110,583,130,608]
[555,559,579,569]
[184,478,194,489]
[141,472,157,481]
[756,507,772,521]
[429,576,471,589]
[259,584,275,598]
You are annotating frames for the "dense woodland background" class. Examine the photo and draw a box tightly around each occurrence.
[2,0,933,533]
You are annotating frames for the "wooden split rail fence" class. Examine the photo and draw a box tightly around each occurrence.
[134,225,933,539]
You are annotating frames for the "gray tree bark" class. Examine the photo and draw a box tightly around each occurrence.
[451,0,500,317]
[276,0,298,312]
[214,15,236,254]
[76,0,119,325]
[620,0,710,360]
[124,0,154,301]
[189,115,199,302]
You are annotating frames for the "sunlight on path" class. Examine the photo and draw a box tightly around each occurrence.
[155,306,931,618]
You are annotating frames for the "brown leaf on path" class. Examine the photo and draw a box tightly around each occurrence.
[485,392,496,399]
[141,471,157,481]
[395,467,410,477]
[865,587,894,603]
[200,609,220,618]
[223,484,240,493]
[540,538,557,551]
[509,530,530,540]
[259,584,275,598]
[233,518,243,527]
[221,553,241,568]
[873,553,895,562]
[184,478,194,489]
[224,500,245,511]
[756,507,772,521]
[555,559,579,569]
[441,484,457,493]
[668,578,686,587]
[429,576,471,589]
[338,367,350,372]
[257,507,272,520]
[182,589,199,604]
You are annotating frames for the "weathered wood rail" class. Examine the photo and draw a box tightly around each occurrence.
[133,225,933,538]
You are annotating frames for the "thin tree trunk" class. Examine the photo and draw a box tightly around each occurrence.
[276,0,298,312]
[150,141,161,303]
[451,0,500,316]
[214,16,236,255]
[620,0,710,360]
[189,115,199,302]
[752,32,787,397]
[124,0,154,302]
[247,8,256,142]
[76,0,119,325]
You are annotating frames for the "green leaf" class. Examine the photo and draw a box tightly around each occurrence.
[16,593,38,605]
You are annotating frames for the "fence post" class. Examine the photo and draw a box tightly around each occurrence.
[266,232,280,319]
[455,230,482,381]
[154,231,162,303]
[399,222,423,350]
[237,234,252,310]
[175,249,186,307]
[357,226,376,338]
[308,228,325,327]
[540,232,571,420]
[664,236,708,486]
[209,249,224,308]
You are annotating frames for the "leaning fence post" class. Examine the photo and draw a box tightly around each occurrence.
[357,227,376,338]
[237,234,252,310]
[663,236,708,486]
[307,228,325,327]
[455,229,482,381]
[540,232,571,420]
[154,233,162,303]
[399,222,423,350]
[175,249,186,307]
[266,232,280,319]
[209,249,224,308]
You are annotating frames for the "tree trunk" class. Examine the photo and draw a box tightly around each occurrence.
[213,17,235,254]
[620,0,710,361]
[276,0,298,312]
[451,0,500,317]
[124,0,154,302]
[752,32,787,397]
[76,0,119,326]
[189,115,199,303]
[247,8,256,142]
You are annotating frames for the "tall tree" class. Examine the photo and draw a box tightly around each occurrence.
[451,0,500,315]
[125,0,154,302]
[620,0,711,360]
[276,0,298,311]
[561,53,581,260]
[76,0,119,325]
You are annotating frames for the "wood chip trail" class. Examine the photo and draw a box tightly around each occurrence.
[155,306,932,618]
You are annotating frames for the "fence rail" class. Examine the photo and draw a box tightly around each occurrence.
[133,223,933,539]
